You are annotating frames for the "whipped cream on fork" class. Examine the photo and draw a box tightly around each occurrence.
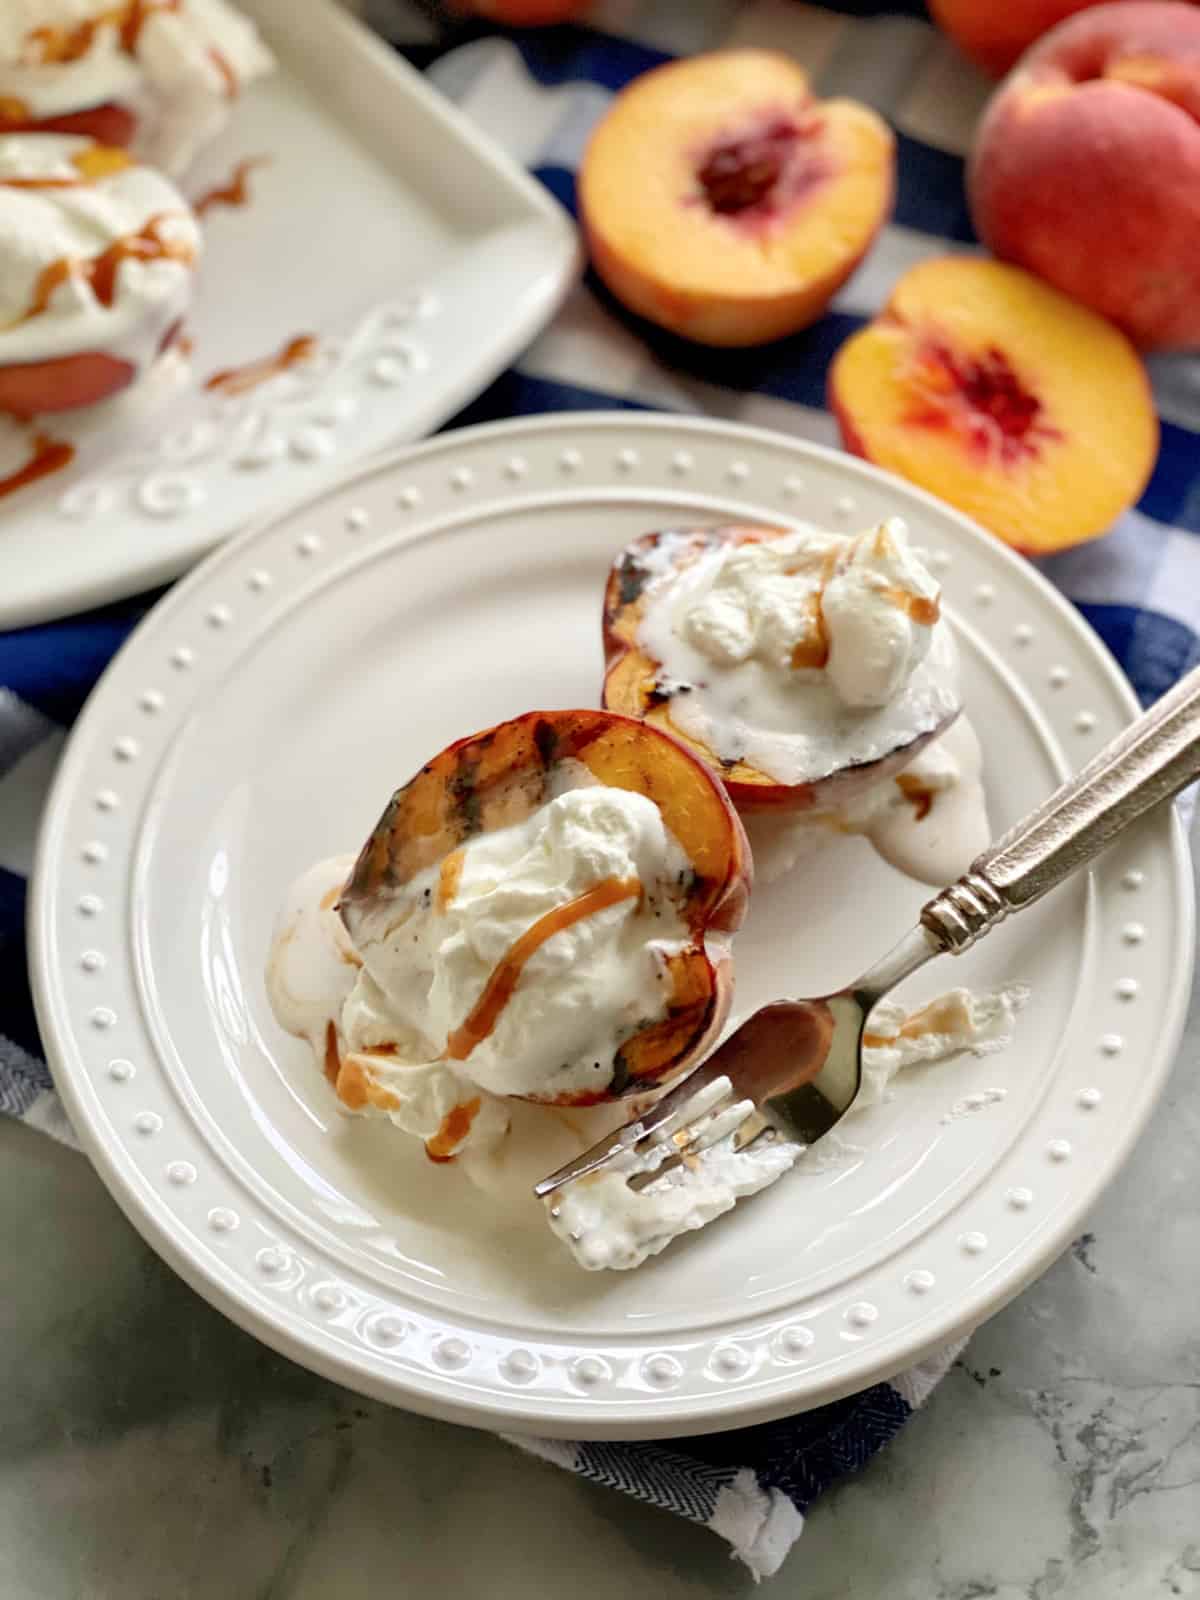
[545,983,1028,1271]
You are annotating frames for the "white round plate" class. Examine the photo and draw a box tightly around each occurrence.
[31,414,1193,1440]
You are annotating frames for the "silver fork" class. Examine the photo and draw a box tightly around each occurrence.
[535,662,1200,1202]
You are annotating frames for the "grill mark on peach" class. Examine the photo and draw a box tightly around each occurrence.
[533,716,559,772]
[611,948,716,1086]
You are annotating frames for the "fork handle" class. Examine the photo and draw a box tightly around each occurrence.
[921,663,1200,953]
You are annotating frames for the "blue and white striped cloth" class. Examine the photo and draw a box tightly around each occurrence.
[3,0,1198,1579]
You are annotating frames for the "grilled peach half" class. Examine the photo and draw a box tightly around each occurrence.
[340,709,751,1105]
[0,102,139,146]
[602,525,960,813]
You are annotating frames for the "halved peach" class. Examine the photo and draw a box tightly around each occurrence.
[602,525,959,813]
[0,350,136,418]
[0,101,138,147]
[578,49,895,347]
[828,257,1159,554]
[340,709,751,1104]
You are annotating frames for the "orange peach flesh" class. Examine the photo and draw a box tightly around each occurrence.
[829,258,1158,555]
[579,49,895,347]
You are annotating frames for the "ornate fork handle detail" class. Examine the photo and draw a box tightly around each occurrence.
[923,664,1200,954]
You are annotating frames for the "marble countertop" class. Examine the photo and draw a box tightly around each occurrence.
[3,825,1199,1598]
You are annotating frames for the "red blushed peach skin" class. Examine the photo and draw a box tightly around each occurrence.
[578,49,895,348]
[601,525,956,813]
[339,709,751,1105]
[927,0,1133,78]
[828,258,1159,555]
[0,350,136,418]
[969,2,1200,350]
[0,101,138,146]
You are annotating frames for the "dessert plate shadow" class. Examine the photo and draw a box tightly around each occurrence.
[30,414,1192,1439]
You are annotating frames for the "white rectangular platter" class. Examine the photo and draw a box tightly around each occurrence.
[0,0,581,629]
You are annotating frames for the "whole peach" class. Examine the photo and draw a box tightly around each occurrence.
[968,1,1200,350]
[927,0,1115,77]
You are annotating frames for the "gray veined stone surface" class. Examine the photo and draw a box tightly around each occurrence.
[2,821,1198,1599]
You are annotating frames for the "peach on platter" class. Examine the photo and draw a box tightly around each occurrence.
[968,1,1200,350]
[340,709,751,1104]
[578,49,895,347]
[601,525,959,814]
[829,258,1159,554]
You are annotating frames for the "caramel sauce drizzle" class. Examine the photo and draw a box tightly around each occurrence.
[322,1019,341,1087]
[788,534,940,670]
[882,588,940,626]
[0,146,132,189]
[208,46,239,98]
[445,877,642,1062]
[789,544,839,671]
[204,334,318,397]
[336,1057,399,1114]
[323,1025,400,1112]
[425,1098,482,1164]
[194,156,268,218]
[862,994,968,1051]
[0,433,75,500]
[436,848,465,912]
[896,773,935,821]
[23,0,180,65]
[9,212,195,329]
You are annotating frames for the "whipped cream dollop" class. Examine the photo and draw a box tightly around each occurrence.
[0,132,199,371]
[346,784,694,1102]
[821,519,941,707]
[546,982,1028,1272]
[268,782,698,1160]
[0,1,273,176]
[637,519,960,787]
